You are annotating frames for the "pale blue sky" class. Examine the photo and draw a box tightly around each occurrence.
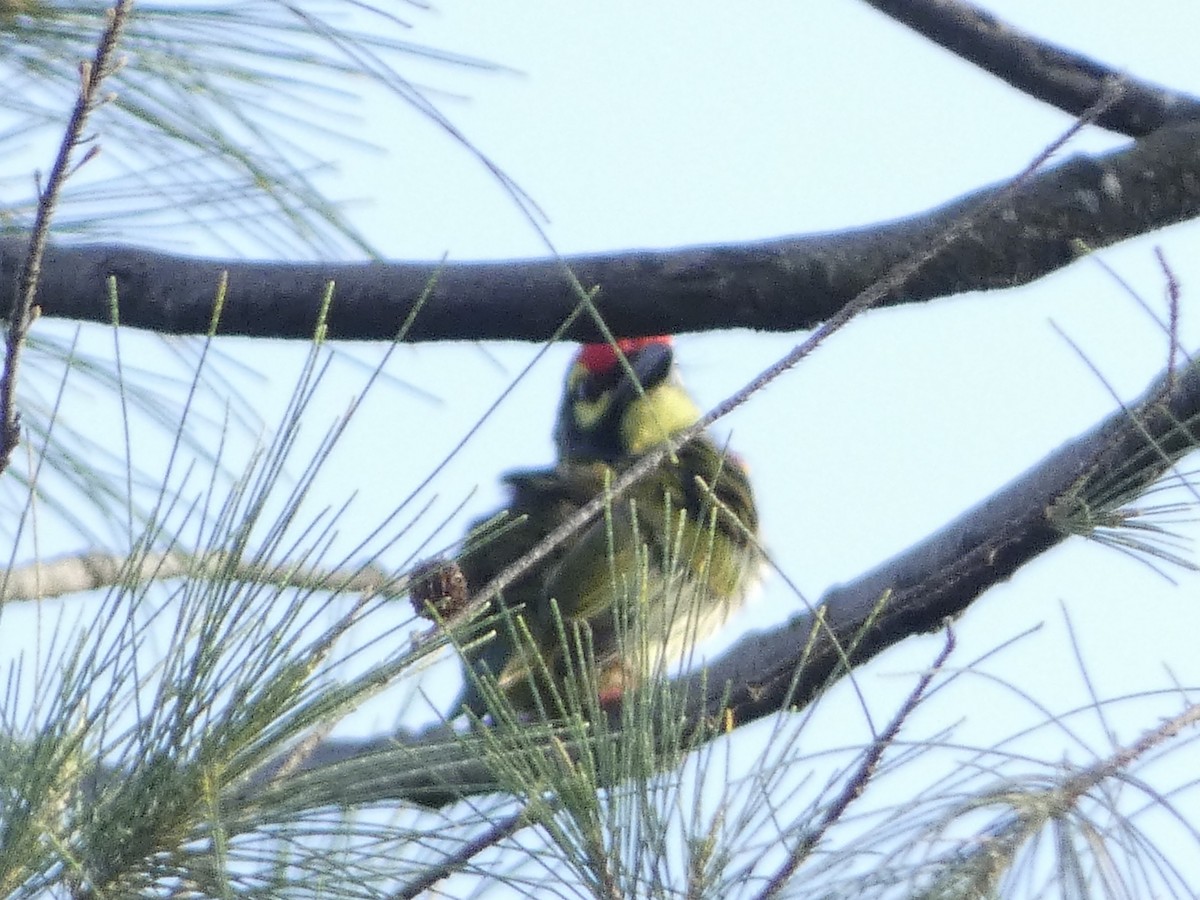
[6,1,1200,893]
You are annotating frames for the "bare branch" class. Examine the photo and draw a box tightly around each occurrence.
[701,356,1200,733]
[0,550,401,604]
[0,0,130,472]
[3,121,1198,342]
[863,0,1200,137]
[759,628,957,899]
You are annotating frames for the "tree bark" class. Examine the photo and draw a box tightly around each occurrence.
[5,122,1199,343]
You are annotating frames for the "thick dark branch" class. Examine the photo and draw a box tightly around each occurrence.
[863,0,1200,137]
[236,357,1200,809]
[697,365,1200,730]
[7,122,1200,342]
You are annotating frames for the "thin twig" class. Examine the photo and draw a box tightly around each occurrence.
[390,810,529,899]
[0,0,131,474]
[757,625,957,899]
[441,83,1126,644]
[1158,247,1181,388]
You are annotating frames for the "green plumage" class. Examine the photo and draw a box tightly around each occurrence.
[454,337,760,720]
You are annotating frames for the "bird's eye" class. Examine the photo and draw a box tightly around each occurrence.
[575,370,616,403]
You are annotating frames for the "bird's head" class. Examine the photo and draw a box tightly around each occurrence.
[554,335,702,463]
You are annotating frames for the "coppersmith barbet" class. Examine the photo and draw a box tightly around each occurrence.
[454,336,760,720]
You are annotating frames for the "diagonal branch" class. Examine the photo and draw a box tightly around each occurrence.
[0,0,130,473]
[862,0,1200,137]
[2,121,1199,342]
[694,355,1200,731]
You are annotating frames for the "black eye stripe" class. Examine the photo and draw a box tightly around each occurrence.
[576,369,619,401]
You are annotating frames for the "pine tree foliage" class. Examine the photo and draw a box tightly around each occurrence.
[0,3,1198,898]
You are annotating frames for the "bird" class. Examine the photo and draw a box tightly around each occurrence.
[452,335,760,721]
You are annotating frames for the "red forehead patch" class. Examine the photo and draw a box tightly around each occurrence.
[577,335,672,375]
